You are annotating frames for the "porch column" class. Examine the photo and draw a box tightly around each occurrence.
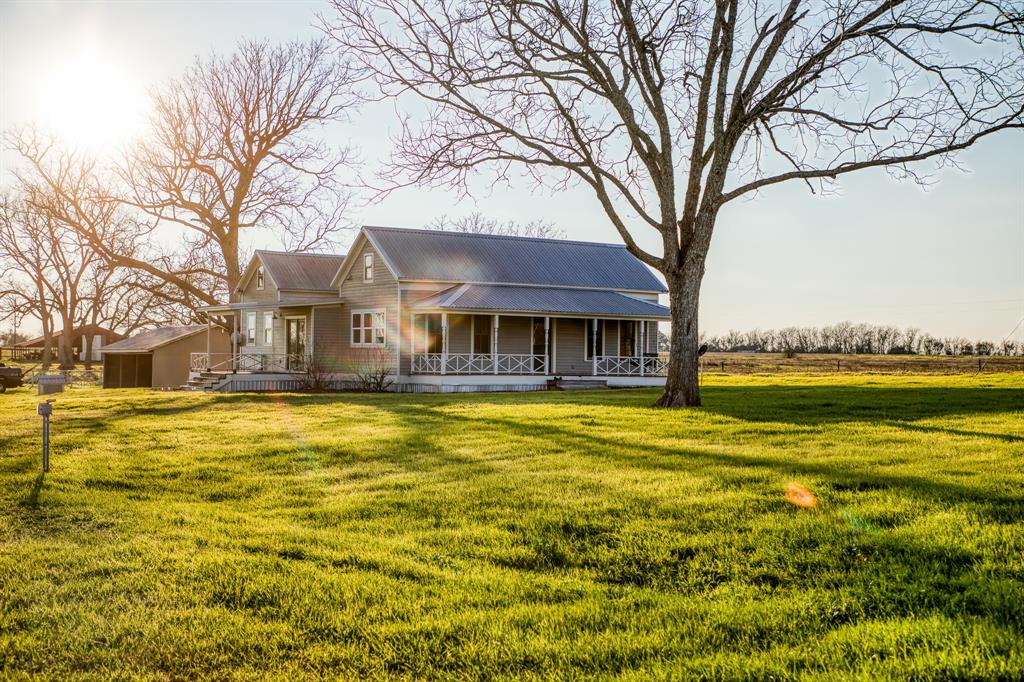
[543,317,550,375]
[638,319,645,376]
[492,314,499,374]
[206,316,212,368]
[441,313,448,375]
[231,313,238,373]
[592,318,598,376]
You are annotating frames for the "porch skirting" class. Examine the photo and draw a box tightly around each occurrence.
[193,371,666,393]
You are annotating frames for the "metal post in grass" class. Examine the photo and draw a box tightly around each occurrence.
[37,398,55,473]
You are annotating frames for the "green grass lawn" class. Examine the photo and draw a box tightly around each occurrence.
[1,375,1022,679]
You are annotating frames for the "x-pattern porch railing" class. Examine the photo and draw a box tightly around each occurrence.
[411,353,545,375]
[190,352,307,373]
[595,355,668,376]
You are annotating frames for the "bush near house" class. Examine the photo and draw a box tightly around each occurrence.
[0,375,1021,678]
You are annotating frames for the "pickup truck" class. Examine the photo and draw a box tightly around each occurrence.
[0,363,24,393]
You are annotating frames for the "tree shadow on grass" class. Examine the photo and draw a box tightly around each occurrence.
[697,385,1023,427]
[362,398,1024,524]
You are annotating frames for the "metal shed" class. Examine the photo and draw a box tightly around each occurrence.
[100,326,230,389]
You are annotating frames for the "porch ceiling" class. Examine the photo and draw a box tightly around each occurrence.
[411,284,670,319]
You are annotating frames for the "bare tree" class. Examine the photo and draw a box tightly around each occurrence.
[0,196,55,366]
[427,211,565,238]
[324,0,1024,406]
[80,39,356,306]
[0,190,105,369]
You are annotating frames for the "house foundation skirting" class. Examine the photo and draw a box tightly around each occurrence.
[195,371,667,393]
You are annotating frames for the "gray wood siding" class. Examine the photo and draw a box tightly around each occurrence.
[447,315,472,354]
[337,240,400,372]
[312,305,345,369]
[554,318,588,375]
[279,290,340,303]
[238,259,279,304]
[497,315,533,355]
[646,321,659,354]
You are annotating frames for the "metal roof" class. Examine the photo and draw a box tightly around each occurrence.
[99,326,206,354]
[255,250,346,291]
[17,325,125,347]
[412,284,670,318]
[363,226,667,292]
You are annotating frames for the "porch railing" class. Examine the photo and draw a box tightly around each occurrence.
[190,352,307,373]
[411,353,546,375]
[594,355,668,376]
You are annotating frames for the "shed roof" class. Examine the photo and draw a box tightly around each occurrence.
[362,226,667,292]
[100,326,207,354]
[412,284,670,319]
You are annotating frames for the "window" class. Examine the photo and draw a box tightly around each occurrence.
[246,312,256,344]
[256,267,265,290]
[363,253,374,281]
[423,314,442,353]
[472,315,491,354]
[585,319,604,360]
[352,310,386,347]
[264,312,274,345]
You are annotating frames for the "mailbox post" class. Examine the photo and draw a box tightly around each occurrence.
[37,399,55,473]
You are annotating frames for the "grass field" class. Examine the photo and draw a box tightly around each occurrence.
[1,375,1022,679]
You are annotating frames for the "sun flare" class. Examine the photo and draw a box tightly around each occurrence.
[31,44,148,151]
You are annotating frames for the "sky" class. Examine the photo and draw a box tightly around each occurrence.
[1,0,1022,343]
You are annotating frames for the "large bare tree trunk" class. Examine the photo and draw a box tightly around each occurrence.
[58,315,76,370]
[656,263,704,408]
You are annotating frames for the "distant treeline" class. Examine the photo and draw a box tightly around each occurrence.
[674,322,1022,356]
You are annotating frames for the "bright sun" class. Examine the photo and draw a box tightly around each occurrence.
[32,44,148,151]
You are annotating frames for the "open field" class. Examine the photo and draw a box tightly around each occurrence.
[700,352,1024,375]
[1,375,1022,679]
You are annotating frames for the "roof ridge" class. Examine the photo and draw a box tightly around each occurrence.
[362,225,629,249]
[256,249,347,258]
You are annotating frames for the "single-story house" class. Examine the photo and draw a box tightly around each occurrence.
[14,325,126,362]
[101,325,230,389]
[191,225,669,392]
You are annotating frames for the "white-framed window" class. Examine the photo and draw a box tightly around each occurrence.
[263,312,274,345]
[351,309,386,347]
[256,266,265,290]
[363,253,374,281]
[246,312,257,344]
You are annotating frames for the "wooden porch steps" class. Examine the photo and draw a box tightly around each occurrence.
[182,371,229,392]
[548,378,609,391]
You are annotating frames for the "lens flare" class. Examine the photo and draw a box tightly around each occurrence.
[784,482,817,508]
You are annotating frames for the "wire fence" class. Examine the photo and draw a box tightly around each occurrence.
[698,352,1024,375]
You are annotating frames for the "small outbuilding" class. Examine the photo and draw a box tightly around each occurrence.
[100,325,230,389]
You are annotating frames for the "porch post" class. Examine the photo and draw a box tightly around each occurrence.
[492,314,499,375]
[231,313,238,373]
[592,318,598,376]
[639,319,645,376]
[441,312,448,375]
[206,315,212,368]
[543,317,550,375]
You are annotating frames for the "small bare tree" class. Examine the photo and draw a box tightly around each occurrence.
[324,0,1024,406]
[426,211,565,238]
[347,348,395,392]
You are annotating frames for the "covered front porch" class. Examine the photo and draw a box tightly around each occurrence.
[408,312,667,378]
[192,300,329,375]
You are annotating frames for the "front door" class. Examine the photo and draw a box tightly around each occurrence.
[286,317,306,371]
